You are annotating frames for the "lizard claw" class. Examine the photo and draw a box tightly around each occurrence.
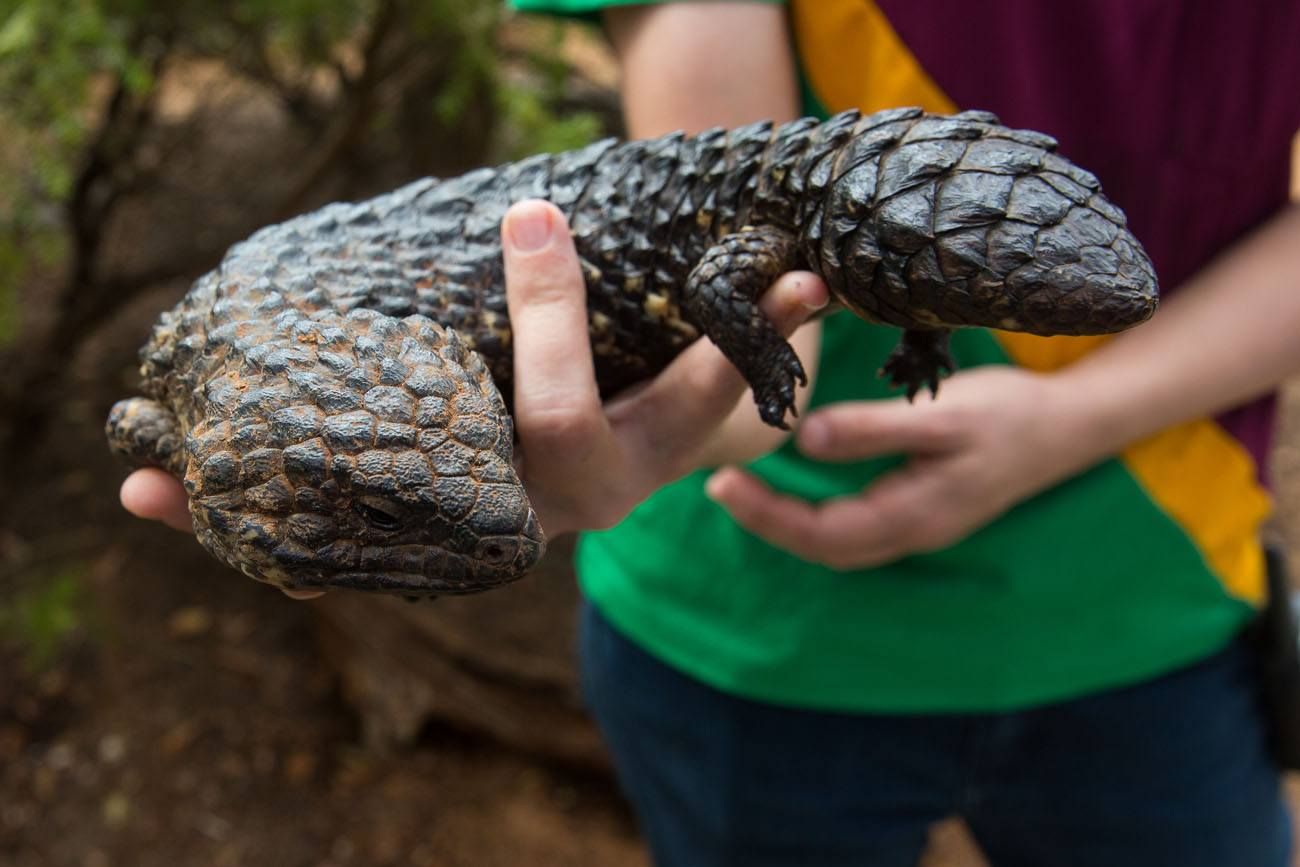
[753,343,807,429]
[880,329,954,400]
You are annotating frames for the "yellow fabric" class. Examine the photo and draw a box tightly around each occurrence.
[1124,426,1272,604]
[793,0,1272,605]
[791,0,954,116]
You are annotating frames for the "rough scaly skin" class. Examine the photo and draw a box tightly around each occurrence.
[106,107,1159,596]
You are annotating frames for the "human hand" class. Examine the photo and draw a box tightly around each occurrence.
[502,199,828,536]
[704,365,1107,570]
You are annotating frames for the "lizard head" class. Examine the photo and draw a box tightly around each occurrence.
[177,309,545,596]
[823,111,1159,336]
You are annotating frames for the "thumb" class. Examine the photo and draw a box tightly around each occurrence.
[797,398,965,462]
[120,468,194,533]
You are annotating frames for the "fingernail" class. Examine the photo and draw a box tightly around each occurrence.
[802,286,829,311]
[799,418,831,453]
[506,203,555,252]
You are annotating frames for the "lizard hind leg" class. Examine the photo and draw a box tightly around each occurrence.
[880,328,955,401]
[106,397,187,477]
[682,226,807,429]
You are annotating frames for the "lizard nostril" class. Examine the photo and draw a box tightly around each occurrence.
[477,539,516,566]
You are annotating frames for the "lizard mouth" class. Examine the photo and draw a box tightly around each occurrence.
[276,527,547,596]
[315,567,529,595]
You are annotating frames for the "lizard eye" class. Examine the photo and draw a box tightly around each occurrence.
[354,497,404,531]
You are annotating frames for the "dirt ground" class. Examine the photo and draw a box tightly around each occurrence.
[4,50,1300,867]
[0,526,646,867]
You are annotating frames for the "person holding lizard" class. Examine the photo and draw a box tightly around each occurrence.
[499,2,1300,865]
[125,1,1300,863]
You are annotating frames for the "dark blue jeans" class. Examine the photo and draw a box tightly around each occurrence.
[580,603,1291,867]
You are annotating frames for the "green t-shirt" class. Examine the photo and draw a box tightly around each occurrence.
[510,0,1273,711]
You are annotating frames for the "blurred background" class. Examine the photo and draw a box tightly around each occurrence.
[0,2,1297,865]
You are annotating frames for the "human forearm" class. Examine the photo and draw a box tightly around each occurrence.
[1052,204,1300,463]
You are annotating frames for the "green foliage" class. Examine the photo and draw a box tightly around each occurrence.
[0,0,152,345]
[0,0,608,351]
[0,0,151,195]
[498,83,603,159]
[220,0,369,63]
[496,20,603,159]
[0,0,366,223]
[0,565,86,672]
[423,0,502,123]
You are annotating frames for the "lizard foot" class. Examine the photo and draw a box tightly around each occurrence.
[752,342,808,429]
[880,329,955,401]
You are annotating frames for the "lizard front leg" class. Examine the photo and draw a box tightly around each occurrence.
[682,226,807,428]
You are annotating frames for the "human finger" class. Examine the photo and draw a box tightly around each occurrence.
[703,466,833,561]
[809,467,955,566]
[797,398,966,462]
[758,270,829,324]
[502,199,608,451]
[120,468,193,533]
[705,465,939,569]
